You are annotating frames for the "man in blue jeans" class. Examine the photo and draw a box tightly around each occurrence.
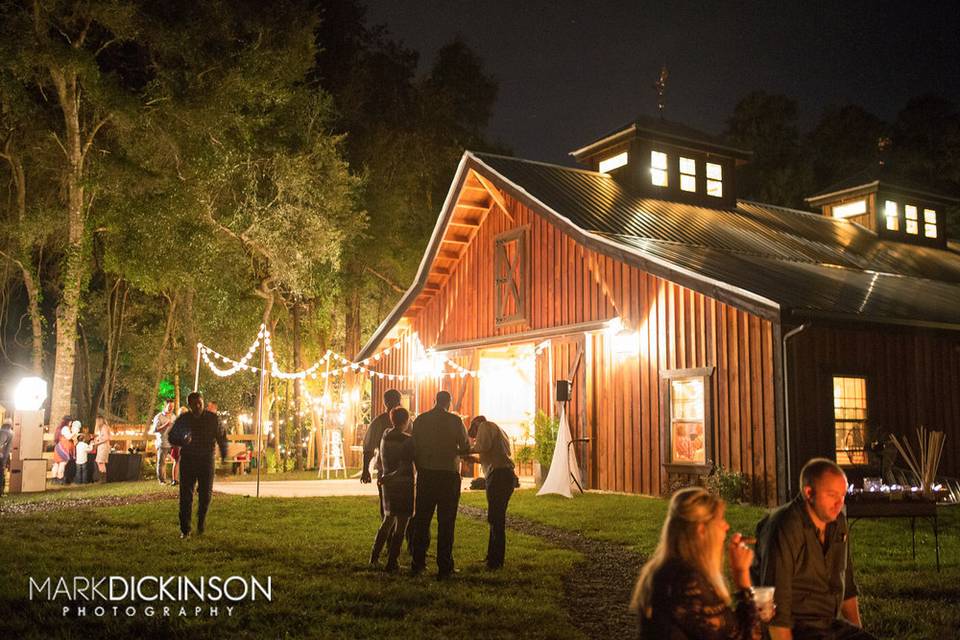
[409,391,470,580]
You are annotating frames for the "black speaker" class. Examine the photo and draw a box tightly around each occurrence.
[556,379,571,402]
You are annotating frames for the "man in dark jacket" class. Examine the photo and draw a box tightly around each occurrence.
[169,391,227,538]
[409,391,470,579]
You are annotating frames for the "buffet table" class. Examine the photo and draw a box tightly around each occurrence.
[105,452,143,482]
[846,500,942,571]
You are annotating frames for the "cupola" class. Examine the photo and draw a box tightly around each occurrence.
[570,115,751,208]
[805,167,956,248]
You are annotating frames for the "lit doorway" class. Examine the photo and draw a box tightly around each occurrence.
[478,343,536,455]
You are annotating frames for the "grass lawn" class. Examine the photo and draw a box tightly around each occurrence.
[1,484,582,639]
[462,490,960,640]
[4,482,957,639]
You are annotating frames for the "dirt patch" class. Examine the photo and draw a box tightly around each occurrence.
[459,504,643,639]
[0,492,175,516]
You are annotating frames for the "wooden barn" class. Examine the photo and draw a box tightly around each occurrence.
[356,117,960,505]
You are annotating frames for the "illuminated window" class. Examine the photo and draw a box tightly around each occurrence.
[598,151,628,174]
[679,157,696,192]
[706,162,722,197]
[924,208,938,238]
[661,368,713,469]
[884,200,899,231]
[832,199,866,219]
[905,205,918,234]
[651,150,668,187]
[833,376,867,465]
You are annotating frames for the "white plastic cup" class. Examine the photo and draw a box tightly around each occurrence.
[752,586,775,619]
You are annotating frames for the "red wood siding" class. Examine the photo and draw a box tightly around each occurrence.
[371,187,779,503]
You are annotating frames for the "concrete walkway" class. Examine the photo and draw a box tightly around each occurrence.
[215,477,481,498]
[215,477,534,498]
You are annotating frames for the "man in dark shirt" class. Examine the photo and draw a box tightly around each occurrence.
[409,390,470,580]
[755,458,876,640]
[169,391,227,538]
[360,389,403,516]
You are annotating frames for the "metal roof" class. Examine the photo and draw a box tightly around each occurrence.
[474,152,960,329]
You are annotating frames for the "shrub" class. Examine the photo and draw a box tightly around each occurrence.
[533,410,559,473]
[705,464,746,503]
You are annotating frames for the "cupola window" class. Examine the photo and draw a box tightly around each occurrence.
[904,205,919,235]
[598,151,628,174]
[679,157,696,192]
[832,199,866,219]
[884,200,899,231]
[650,150,668,187]
[924,209,938,238]
[706,162,723,198]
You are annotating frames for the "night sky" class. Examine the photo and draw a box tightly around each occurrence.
[365,1,960,165]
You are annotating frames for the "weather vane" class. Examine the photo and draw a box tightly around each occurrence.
[877,136,892,167]
[654,64,669,118]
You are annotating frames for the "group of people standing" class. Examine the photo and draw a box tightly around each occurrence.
[45,416,112,485]
[633,458,876,640]
[361,389,517,579]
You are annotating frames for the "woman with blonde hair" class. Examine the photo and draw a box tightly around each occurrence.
[631,487,762,639]
[92,417,112,483]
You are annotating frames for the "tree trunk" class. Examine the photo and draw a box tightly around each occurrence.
[48,68,91,426]
[0,147,44,373]
[292,302,303,470]
[151,292,179,408]
[344,281,361,358]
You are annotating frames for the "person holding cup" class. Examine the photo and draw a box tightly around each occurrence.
[631,486,768,639]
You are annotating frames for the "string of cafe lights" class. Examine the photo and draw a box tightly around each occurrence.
[198,328,484,381]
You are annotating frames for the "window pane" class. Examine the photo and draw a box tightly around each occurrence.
[885,215,899,231]
[924,208,937,223]
[679,157,696,175]
[680,174,696,192]
[706,162,722,180]
[905,205,918,220]
[906,219,919,235]
[651,150,668,170]
[651,168,668,187]
[832,200,867,219]
[884,200,898,217]
[832,376,867,465]
[670,377,706,465]
[925,223,938,238]
[598,152,628,173]
[707,179,722,197]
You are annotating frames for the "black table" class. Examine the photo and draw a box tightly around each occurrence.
[846,500,942,571]
[105,453,143,482]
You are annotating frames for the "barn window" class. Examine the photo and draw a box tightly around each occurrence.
[679,156,696,192]
[494,227,527,327]
[661,367,713,472]
[598,151,628,173]
[650,150,668,187]
[833,376,867,465]
[924,208,938,238]
[706,162,723,197]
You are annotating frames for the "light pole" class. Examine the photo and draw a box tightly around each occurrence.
[10,376,48,493]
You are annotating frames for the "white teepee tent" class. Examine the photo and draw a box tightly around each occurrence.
[537,404,583,498]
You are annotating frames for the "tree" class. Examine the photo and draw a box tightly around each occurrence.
[804,104,886,190]
[725,91,810,208]
[0,0,141,423]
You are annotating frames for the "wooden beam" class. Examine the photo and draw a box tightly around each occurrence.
[442,235,470,245]
[472,170,513,222]
[437,249,460,260]
[430,266,452,276]
[423,282,441,292]
[449,219,481,228]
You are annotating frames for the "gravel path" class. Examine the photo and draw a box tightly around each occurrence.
[459,504,644,639]
[0,491,175,516]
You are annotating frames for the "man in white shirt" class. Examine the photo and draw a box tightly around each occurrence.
[149,401,176,484]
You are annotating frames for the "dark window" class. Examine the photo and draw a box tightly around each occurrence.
[494,227,527,326]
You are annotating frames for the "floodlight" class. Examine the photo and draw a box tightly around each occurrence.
[14,376,47,411]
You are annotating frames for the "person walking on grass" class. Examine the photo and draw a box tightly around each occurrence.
[169,392,227,538]
[753,458,876,640]
[369,406,415,572]
[468,416,518,570]
[149,401,176,485]
[409,390,470,580]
